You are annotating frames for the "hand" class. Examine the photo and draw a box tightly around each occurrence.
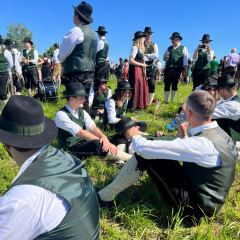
[128,126,141,140]
[182,104,186,113]
[97,109,104,114]
[19,74,23,79]
[176,118,189,138]
[99,136,111,152]
[23,60,29,65]
[142,63,147,68]
[109,144,118,155]
[154,131,166,137]
[206,45,211,51]
[131,117,137,121]
[197,45,201,51]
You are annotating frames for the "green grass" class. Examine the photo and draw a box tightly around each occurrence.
[1,79,240,239]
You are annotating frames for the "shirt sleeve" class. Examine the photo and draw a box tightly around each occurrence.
[207,50,214,62]
[59,27,84,63]
[212,100,240,120]
[83,110,96,131]
[146,43,159,60]
[31,50,39,65]
[54,110,82,137]
[107,88,112,100]
[130,46,138,59]
[97,40,104,53]
[4,50,13,69]
[183,47,189,67]
[105,98,117,124]
[14,50,22,74]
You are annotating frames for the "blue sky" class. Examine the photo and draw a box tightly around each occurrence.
[1,0,239,65]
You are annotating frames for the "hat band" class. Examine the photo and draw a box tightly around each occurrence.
[0,115,45,136]
[66,90,86,96]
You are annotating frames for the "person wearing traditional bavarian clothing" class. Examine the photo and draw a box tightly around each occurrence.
[163,32,189,103]
[144,27,159,104]
[0,36,13,110]
[0,95,100,239]
[19,37,39,97]
[103,81,147,132]
[97,90,237,220]
[41,52,52,80]
[89,78,112,119]
[123,58,129,80]
[55,82,132,163]
[4,39,23,95]
[52,42,62,89]
[212,74,240,142]
[192,34,214,91]
[59,1,97,114]
[95,26,109,80]
[128,31,149,109]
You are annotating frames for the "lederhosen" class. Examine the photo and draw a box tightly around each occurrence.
[0,47,9,100]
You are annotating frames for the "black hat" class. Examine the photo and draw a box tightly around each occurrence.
[144,27,154,34]
[169,32,182,40]
[215,74,236,90]
[116,75,125,80]
[115,117,137,135]
[200,34,213,42]
[208,71,219,80]
[132,31,147,41]
[53,42,59,48]
[4,39,13,48]
[95,78,109,84]
[202,79,217,89]
[23,37,33,45]
[11,41,17,48]
[95,26,108,33]
[0,35,4,44]
[0,96,57,148]
[62,82,88,98]
[72,1,93,23]
[115,81,133,91]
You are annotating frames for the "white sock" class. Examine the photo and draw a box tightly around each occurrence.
[171,91,177,101]
[164,91,170,102]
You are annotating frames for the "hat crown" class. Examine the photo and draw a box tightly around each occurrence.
[97,26,106,32]
[4,38,13,46]
[171,32,180,37]
[115,117,135,134]
[144,27,153,33]
[64,82,87,98]
[116,81,131,90]
[132,31,147,41]
[74,1,93,23]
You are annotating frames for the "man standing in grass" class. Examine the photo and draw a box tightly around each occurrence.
[0,95,100,239]
[97,90,237,219]
[52,42,61,89]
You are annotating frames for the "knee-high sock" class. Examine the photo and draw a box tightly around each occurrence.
[171,91,177,101]
[164,91,170,102]
[149,93,154,104]
[27,89,31,97]
[98,155,142,202]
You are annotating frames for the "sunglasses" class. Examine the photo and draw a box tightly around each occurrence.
[205,87,216,92]
[202,41,209,44]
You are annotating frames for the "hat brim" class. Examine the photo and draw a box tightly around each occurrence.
[215,83,235,91]
[23,40,33,45]
[72,5,93,23]
[96,31,108,33]
[0,117,57,148]
[61,92,89,99]
[145,31,154,34]
[117,122,137,135]
[170,36,182,40]
[116,87,133,91]
[132,33,147,41]
[199,40,213,42]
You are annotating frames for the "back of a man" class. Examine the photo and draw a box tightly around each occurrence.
[210,56,218,72]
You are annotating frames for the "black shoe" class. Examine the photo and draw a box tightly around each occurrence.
[164,101,169,104]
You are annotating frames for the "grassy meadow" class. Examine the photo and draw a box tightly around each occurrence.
[1,78,240,239]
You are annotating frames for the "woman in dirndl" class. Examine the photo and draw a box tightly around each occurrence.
[128,31,149,109]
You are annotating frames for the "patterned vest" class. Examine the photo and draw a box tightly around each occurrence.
[144,41,155,66]
[103,95,128,125]
[5,146,100,240]
[194,50,211,70]
[96,39,109,63]
[183,126,237,215]
[216,94,240,141]
[92,89,109,109]
[0,47,8,72]
[57,106,86,150]
[63,24,97,75]
[23,48,36,69]
[166,45,184,68]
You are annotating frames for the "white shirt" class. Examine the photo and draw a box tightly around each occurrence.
[54,104,96,137]
[144,42,159,61]
[156,61,162,70]
[11,48,21,74]
[97,37,105,53]
[212,95,240,121]
[53,49,60,64]
[59,26,84,63]
[105,98,127,124]
[19,48,39,65]
[0,147,70,240]
[130,46,144,59]
[163,44,189,67]
[193,48,214,62]
[132,121,221,168]
[89,88,112,105]
[3,48,13,70]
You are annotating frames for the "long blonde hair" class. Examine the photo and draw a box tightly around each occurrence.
[133,38,145,51]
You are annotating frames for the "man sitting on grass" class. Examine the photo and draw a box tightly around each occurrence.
[54,82,132,163]
[97,90,237,219]
[0,95,100,239]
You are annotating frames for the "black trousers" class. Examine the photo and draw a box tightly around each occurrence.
[104,122,147,133]
[69,139,108,158]
[164,67,182,91]
[0,72,9,100]
[12,73,23,93]
[95,62,107,79]
[192,68,210,90]
[23,67,39,89]
[64,72,94,113]
[135,155,207,219]
[146,66,155,93]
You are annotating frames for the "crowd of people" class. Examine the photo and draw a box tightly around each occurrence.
[0,1,240,239]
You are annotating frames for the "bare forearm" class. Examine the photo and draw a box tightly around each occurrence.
[76,129,99,141]
[90,126,106,139]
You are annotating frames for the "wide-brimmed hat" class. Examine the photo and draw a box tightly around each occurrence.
[4,39,13,48]
[72,1,93,23]
[115,81,133,91]
[62,82,88,98]
[144,27,154,34]
[169,32,182,40]
[23,37,33,45]
[200,34,213,42]
[0,35,4,44]
[208,71,219,80]
[115,117,137,135]
[202,79,217,89]
[132,31,147,41]
[95,78,109,84]
[53,42,59,48]
[95,26,108,33]
[0,96,57,148]
[215,74,235,90]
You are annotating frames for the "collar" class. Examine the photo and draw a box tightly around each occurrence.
[219,94,237,102]
[100,36,106,40]
[66,104,79,116]
[190,121,218,136]
[12,146,47,183]
[173,44,181,50]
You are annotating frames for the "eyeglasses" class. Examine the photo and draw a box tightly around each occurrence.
[205,87,215,92]
[202,41,209,44]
